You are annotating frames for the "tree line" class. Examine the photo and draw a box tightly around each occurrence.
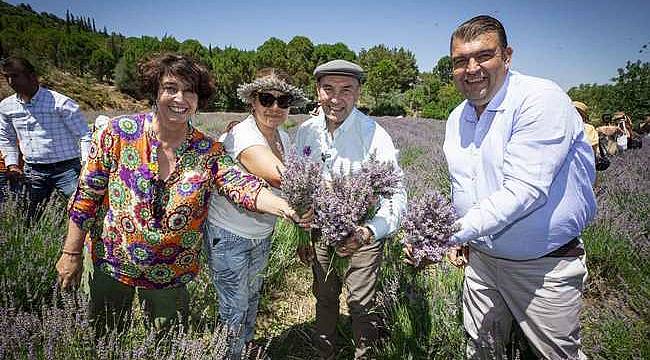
[1,1,648,122]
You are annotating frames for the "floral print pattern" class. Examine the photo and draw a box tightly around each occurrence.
[68,112,264,289]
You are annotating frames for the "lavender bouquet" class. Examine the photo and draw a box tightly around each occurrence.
[279,150,322,250]
[400,191,459,267]
[312,155,401,276]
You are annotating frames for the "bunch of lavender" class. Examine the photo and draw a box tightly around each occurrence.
[312,173,374,247]
[400,191,459,267]
[312,158,401,277]
[360,152,402,198]
[279,150,322,250]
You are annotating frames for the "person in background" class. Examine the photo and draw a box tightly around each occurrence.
[439,15,595,359]
[573,101,599,155]
[204,68,309,358]
[55,53,307,337]
[597,113,622,156]
[0,56,91,216]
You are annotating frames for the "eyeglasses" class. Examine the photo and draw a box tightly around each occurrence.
[257,92,292,109]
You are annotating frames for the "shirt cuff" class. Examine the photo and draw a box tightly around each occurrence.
[450,218,475,245]
[365,219,386,241]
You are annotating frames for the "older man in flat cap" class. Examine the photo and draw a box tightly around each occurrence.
[295,59,407,359]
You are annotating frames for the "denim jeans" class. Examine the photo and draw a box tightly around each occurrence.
[203,223,271,358]
[23,158,81,217]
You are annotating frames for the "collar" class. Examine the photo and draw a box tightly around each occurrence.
[462,71,511,123]
[484,70,510,113]
[16,86,44,105]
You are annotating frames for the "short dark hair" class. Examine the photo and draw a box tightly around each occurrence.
[138,53,215,110]
[451,15,508,52]
[1,56,37,76]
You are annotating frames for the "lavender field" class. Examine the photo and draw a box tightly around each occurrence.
[0,113,648,359]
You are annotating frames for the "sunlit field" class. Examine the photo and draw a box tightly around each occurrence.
[1,113,647,359]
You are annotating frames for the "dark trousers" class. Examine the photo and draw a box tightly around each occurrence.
[312,239,384,360]
[23,158,81,217]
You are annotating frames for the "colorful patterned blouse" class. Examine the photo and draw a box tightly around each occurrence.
[69,113,264,289]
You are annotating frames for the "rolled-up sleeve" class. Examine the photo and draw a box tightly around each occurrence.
[0,111,20,166]
[452,89,575,244]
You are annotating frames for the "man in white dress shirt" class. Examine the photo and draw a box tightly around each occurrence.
[443,15,596,359]
[295,59,407,360]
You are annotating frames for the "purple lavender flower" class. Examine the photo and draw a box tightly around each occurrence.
[400,191,459,266]
[360,151,402,198]
[280,149,322,215]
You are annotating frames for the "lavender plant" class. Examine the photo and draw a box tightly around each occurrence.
[400,191,459,267]
[279,149,322,251]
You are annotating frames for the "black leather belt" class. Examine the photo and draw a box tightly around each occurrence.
[545,237,584,257]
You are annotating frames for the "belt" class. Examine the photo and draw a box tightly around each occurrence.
[28,158,80,170]
[545,237,584,258]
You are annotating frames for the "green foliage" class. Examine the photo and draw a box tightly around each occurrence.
[256,37,289,70]
[569,60,650,126]
[432,56,453,84]
[211,47,256,111]
[313,42,356,66]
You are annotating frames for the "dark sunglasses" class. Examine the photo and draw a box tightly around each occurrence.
[257,92,292,109]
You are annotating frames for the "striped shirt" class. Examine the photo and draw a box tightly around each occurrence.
[0,87,92,165]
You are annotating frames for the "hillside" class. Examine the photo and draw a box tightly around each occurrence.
[0,68,147,111]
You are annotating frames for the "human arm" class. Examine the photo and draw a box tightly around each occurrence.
[59,98,92,162]
[363,131,408,241]
[56,126,113,289]
[0,111,21,166]
[238,145,285,188]
[451,89,576,245]
[55,220,87,290]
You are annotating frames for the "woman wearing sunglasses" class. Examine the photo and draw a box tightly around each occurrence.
[204,68,309,357]
[55,55,305,336]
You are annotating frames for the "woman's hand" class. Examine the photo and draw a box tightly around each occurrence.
[56,252,83,290]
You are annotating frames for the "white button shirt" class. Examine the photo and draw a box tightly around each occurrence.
[295,107,407,240]
[444,71,597,260]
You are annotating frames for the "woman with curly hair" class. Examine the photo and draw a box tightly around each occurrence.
[55,53,306,335]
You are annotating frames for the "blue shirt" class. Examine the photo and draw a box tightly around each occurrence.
[0,87,91,165]
[443,71,597,260]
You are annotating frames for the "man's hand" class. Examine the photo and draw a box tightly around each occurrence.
[296,207,314,229]
[297,244,315,265]
[336,226,372,257]
[446,245,469,268]
[55,253,83,290]
[402,242,434,269]
[6,164,23,181]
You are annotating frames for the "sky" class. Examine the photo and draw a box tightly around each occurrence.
[9,0,650,90]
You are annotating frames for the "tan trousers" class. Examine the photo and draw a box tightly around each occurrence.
[312,239,384,360]
[463,248,588,360]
